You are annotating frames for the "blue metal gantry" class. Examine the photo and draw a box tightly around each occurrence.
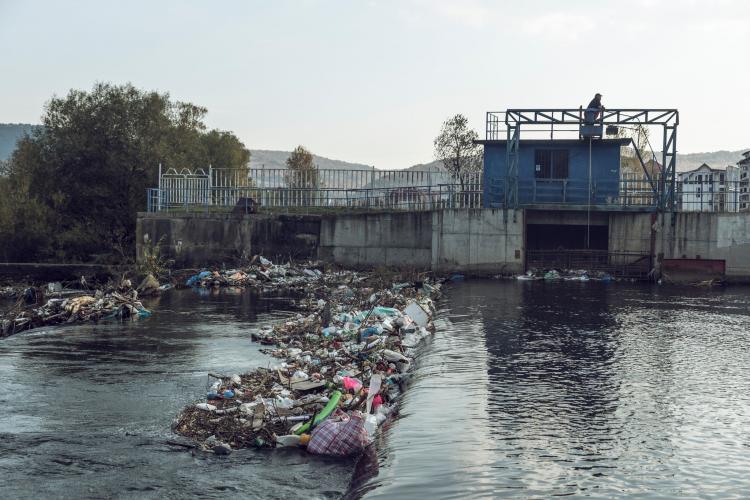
[485,108,679,211]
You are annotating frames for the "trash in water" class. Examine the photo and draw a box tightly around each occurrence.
[171,268,443,457]
[515,269,616,283]
[1,278,153,338]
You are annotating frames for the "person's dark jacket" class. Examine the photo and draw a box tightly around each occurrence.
[587,97,602,110]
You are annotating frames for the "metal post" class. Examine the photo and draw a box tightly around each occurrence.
[208,164,213,208]
[661,126,668,210]
[587,137,592,249]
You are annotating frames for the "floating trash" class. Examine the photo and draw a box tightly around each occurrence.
[172,268,442,457]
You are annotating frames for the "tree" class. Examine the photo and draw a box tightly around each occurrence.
[619,125,655,174]
[434,114,482,188]
[0,82,250,262]
[284,145,320,206]
[618,124,658,205]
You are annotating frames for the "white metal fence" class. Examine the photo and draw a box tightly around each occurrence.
[148,166,483,212]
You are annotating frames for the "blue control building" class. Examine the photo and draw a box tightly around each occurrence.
[479,138,631,208]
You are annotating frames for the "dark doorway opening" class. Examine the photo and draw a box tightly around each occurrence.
[526,223,608,251]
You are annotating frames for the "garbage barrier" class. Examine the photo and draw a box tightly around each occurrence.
[171,267,442,457]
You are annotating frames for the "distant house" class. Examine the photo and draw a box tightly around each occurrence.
[676,163,739,212]
[738,151,750,212]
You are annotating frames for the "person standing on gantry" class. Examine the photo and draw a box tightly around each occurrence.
[584,93,604,124]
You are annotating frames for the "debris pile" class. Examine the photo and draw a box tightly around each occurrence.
[172,274,440,457]
[0,286,24,300]
[182,256,329,294]
[515,269,614,282]
[1,280,152,338]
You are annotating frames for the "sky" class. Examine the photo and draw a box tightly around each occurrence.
[0,0,748,168]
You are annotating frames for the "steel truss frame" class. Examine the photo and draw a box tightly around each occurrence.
[487,108,679,211]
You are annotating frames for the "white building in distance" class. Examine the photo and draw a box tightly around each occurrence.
[738,151,750,212]
[677,163,740,212]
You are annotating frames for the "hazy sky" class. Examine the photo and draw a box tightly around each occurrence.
[1,0,748,168]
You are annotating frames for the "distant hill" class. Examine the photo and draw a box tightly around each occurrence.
[250,149,445,173]
[667,149,749,172]
[0,123,42,161]
[404,160,445,172]
[2,123,747,173]
[250,149,375,171]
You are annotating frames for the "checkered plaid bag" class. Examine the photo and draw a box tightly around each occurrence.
[307,410,369,457]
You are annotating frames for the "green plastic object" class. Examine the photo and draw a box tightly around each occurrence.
[294,390,341,435]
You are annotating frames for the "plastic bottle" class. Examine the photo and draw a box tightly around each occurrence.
[276,435,302,447]
[363,414,378,442]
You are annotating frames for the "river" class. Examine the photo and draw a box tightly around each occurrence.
[2,281,750,498]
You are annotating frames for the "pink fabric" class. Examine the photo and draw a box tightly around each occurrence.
[342,376,363,392]
[307,411,369,457]
[371,394,383,411]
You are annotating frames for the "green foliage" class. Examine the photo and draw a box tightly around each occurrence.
[284,145,319,186]
[286,145,314,171]
[0,82,250,262]
[434,114,482,183]
[284,145,320,206]
[619,124,658,178]
[136,235,174,280]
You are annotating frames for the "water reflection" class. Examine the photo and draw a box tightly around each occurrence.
[4,282,750,499]
[357,280,750,499]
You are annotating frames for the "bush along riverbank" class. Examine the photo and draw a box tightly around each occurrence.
[172,268,441,457]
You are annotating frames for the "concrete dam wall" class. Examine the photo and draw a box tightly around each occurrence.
[136,213,320,268]
[136,209,750,280]
[137,209,525,275]
[316,209,524,274]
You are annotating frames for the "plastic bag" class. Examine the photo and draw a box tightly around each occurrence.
[307,411,369,457]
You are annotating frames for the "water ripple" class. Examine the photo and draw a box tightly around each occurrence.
[355,281,750,499]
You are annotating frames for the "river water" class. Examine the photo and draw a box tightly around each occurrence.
[2,281,750,498]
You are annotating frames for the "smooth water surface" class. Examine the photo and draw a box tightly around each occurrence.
[2,282,750,499]
[356,281,750,499]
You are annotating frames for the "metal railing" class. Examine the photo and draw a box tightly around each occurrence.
[676,179,748,212]
[520,178,658,207]
[486,109,679,141]
[147,184,482,213]
[162,166,461,191]
[147,165,750,214]
[526,250,652,278]
[484,174,749,213]
[149,166,482,213]
[486,177,658,209]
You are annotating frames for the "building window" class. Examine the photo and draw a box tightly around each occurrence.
[534,149,569,179]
